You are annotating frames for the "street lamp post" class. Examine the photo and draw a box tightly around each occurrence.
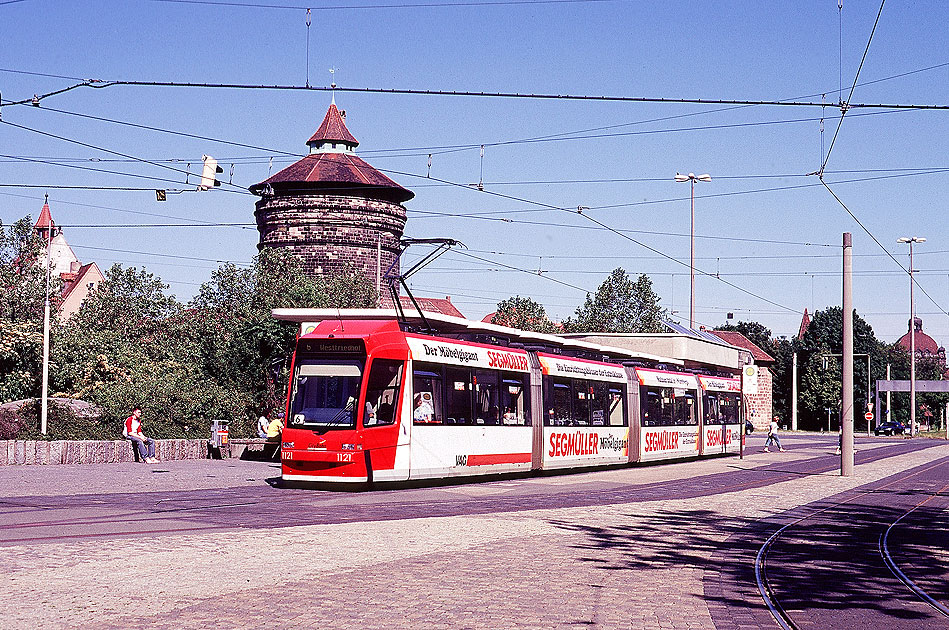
[675,172,711,329]
[897,236,925,437]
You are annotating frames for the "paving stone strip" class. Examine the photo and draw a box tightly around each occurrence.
[1,443,946,630]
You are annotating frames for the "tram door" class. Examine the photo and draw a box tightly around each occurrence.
[362,357,409,480]
[625,366,641,464]
[704,394,727,455]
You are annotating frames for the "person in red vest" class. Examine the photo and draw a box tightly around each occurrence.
[123,407,158,463]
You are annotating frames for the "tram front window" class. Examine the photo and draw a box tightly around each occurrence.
[289,360,363,429]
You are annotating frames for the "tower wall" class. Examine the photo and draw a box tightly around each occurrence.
[254,193,406,288]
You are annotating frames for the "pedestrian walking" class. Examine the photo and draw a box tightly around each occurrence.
[123,406,158,463]
[763,415,786,452]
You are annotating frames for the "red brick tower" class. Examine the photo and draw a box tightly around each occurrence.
[250,102,414,292]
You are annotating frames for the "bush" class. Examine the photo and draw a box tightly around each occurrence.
[0,405,24,439]
[1,398,112,441]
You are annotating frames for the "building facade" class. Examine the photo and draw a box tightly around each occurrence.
[33,198,104,320]
[896,317,946,373]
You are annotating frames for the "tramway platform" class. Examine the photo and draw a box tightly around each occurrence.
[1,432,947,629]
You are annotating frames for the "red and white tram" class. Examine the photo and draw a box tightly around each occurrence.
[274,309,745,484]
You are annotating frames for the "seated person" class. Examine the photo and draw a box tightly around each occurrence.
[376,401,394,424]
[413,393,435,423]
[264,413,284,459]
[502,407,517,424]
[364,401,377,426]
[123,406,158,464]
[257,415,269,438]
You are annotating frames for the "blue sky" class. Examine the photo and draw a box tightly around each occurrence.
[1,0,947,342]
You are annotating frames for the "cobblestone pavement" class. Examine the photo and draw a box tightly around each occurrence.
[2,435,947,630]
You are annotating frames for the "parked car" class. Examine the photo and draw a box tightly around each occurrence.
[874,421,906,436]
[745,419,755,433]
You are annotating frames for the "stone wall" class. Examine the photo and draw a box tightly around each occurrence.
[0,439,209,466]
[255,193,407,289]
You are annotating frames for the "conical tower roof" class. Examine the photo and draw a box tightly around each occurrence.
[34,195,54,232]
[306,103,359,149]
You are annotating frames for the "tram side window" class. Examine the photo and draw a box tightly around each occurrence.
[446,367,472,425]
[501,375,530,425]
[643,386,696,426]
[608,385,626,426]
[704,394,721,425]
[643,388,670,427]
[363,359,404,427]
[473,369,500,425]
[720,393,740,423]
[573,380,592,425]
[412,367,442,424]
[590,381,626,426]
[675,390,698,425]
[545,377,573,426]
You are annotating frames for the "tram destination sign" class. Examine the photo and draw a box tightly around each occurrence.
[297,339,366,356]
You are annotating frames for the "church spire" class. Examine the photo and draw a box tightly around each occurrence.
[34,195,57,239]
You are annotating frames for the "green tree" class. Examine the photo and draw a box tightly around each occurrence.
[0,320,43,402]
[714,320,798,423]
[880,342,947,429]
[0,216,51,323]
[32,247,377,439]
[491,296,559,333]
[191,248,376,434]
[793,306,889,431]
[562,268,666,333]
[0,215,62,402]
[50,264,204,436]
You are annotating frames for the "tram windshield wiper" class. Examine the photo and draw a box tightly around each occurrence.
[325,401,354,426]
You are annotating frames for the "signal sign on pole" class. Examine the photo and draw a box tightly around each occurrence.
[200,155,223,190]
[864,411,873,422]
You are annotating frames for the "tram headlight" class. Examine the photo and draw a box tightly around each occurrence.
[282,441,294,449]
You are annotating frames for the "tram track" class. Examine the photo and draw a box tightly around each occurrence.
[0,439,939,547]
[754,457,949,629]
[879,484,949,618]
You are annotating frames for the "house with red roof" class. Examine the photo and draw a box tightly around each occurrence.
[398,295,464,318]
[710,329,776,430]
[33,197,104,319]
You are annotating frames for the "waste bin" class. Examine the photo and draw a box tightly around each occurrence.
[209,419,230,450]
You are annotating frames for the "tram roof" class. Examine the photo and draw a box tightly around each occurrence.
[272,308,683,366]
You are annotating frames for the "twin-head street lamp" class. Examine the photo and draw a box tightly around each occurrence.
[897,236,925,436]
[675,172,711,329]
